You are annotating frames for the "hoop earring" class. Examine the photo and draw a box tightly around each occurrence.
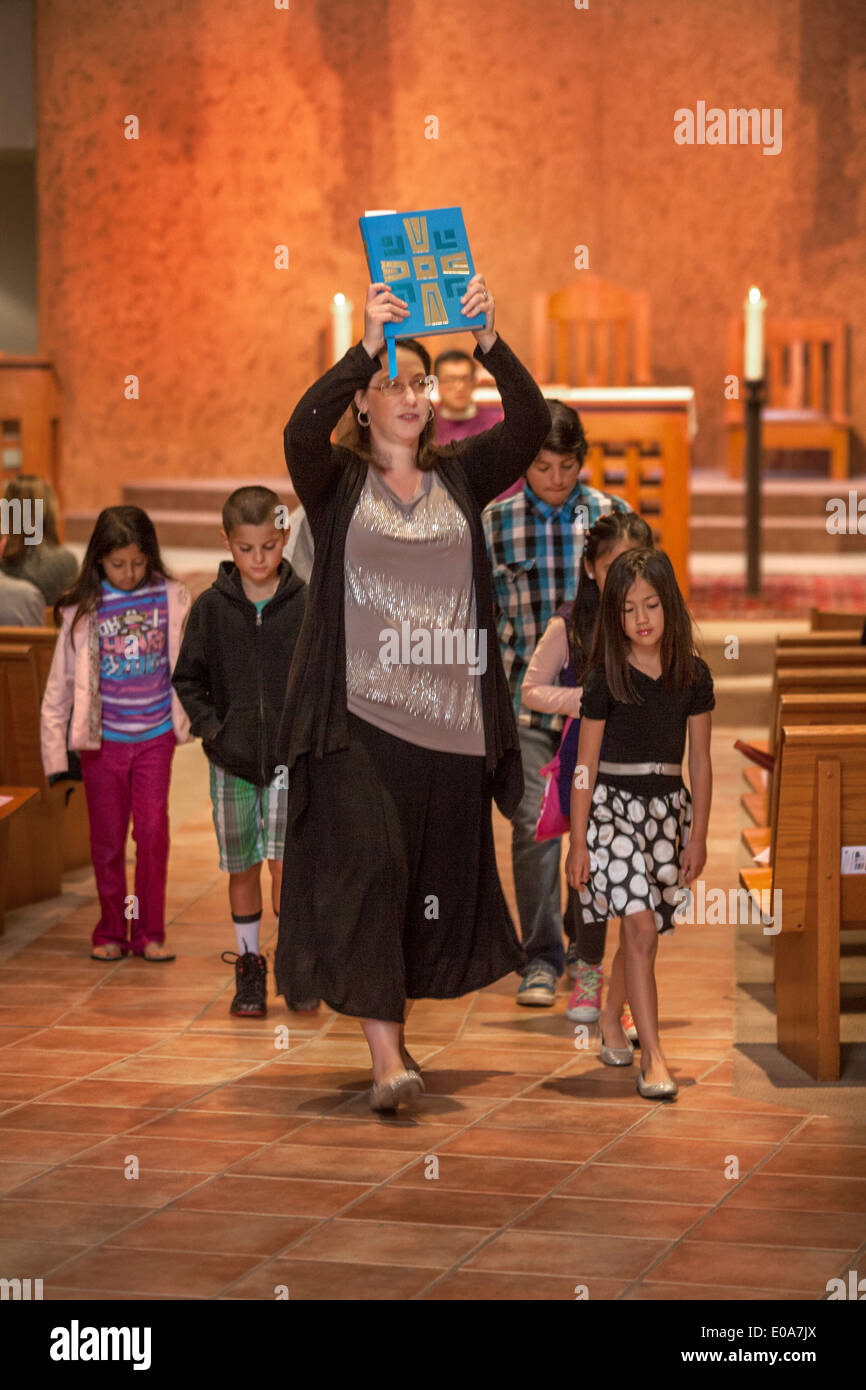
[427,405,435,423]
[357,409,370,427]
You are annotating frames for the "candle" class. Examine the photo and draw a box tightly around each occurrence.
[331,293,353,362]
[744,285,766,382]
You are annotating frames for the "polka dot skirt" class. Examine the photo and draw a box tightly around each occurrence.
[578,782,692,934]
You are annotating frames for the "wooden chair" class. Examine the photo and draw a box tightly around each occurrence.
[726,317,850,478]
[532,275,653,387]
[810,608,865,633]
[741,725,866,1081]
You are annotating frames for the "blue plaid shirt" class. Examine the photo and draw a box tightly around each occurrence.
[483,480,631,732]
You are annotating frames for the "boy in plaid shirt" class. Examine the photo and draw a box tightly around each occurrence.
[483,401,631,1005]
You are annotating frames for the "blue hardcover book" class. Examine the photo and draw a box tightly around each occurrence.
[358,206,485,378]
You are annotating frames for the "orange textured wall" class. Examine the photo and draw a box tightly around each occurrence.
[35,0,866,511]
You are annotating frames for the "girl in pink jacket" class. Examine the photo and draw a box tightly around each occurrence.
[41,507,191,961]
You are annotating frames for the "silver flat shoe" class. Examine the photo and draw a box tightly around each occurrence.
[369,1069,424,1113]
[599,1025,634,1067]
[636,1070,678,1100]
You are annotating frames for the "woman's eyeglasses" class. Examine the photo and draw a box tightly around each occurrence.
[373,374,436,397]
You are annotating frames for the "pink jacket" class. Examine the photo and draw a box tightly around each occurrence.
[522,614,584,718]
[41,577,193,776]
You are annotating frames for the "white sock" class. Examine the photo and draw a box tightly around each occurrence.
[233,914,261,956]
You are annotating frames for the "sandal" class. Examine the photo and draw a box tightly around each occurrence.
[133,943,176,962]
[90,944,126,962]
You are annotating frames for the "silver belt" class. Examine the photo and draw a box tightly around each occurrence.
[598,760,681,776]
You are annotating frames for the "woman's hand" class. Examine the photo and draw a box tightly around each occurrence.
[361,282,410,360]
[565,839,591,893]
[461,272,497,352]
[680,836,706,887]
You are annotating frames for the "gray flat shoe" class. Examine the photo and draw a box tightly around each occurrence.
[369,1069,424,1113]
[636,1070,678,1100]
[599,1025,634,1067]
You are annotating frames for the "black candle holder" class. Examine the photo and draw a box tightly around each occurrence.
[744,377,765,597]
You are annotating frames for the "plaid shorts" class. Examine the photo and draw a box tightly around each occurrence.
[208,763,288,873]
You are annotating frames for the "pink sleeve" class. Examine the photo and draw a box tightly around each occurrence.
[522,616,584,717]
[40,611,75,776]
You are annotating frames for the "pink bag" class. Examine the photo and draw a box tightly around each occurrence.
[534,717,574,841]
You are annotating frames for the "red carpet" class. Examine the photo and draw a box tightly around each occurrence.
[689,575,866,622]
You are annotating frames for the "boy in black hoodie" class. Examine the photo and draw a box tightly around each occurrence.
[173,486,310,1017]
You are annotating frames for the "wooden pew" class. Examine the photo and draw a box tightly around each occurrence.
[0,625,60,694]
[741,725,866,1081]
[810,608,865,633]
[0,674,38,934]
[777,631,861,649]
[0,626,91,874]
[769,645,866,670]
[741,692,866,860]
[742,666,866,827]
[0,644,92,905]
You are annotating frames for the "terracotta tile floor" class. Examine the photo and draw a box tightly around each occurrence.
[1,733,865,1302]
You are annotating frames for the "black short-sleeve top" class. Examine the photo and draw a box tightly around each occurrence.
[580,656,715,794]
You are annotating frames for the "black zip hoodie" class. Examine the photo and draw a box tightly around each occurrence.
[172,559,307,787]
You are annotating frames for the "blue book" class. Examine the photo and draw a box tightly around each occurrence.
[358,206,485,378]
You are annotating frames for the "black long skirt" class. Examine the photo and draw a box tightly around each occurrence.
[274,712,526,1022]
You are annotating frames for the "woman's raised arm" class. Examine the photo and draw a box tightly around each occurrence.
[283,283,409,512]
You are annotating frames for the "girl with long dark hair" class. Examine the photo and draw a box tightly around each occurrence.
[41,507,192,960]
[565,548,713,1100]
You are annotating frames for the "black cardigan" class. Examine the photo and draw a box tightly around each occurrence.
[173,559,307,787]
[277,334,550,823]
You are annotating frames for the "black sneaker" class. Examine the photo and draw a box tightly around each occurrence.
[221,950,267,1017]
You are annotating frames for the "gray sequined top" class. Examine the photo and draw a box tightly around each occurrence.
[344,464,485,754]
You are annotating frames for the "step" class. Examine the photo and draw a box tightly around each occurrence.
[690,473,866,520]
[707,675,772,728]
[66,506,305,549]
[691,515,863,554]
[698,621,808,678]
[121,478,298,514]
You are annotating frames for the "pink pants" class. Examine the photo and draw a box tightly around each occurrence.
[79,731,176,953]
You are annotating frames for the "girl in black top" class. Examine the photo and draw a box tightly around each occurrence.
[565,548,713,1099]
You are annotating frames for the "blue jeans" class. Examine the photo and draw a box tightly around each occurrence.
[511,725,565,976]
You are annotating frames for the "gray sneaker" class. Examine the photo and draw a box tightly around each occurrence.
[516,963,557,1006]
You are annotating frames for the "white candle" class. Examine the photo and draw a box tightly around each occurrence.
[744,285,766,381]
[331,293,353,362]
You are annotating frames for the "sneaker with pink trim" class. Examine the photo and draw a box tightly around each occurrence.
[565,961,603,1022]
[620,1001,639,1045]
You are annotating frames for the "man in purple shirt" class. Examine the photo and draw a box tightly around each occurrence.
[433,349,504,445]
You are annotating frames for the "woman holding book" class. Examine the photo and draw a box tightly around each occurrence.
[275,272,550,1111]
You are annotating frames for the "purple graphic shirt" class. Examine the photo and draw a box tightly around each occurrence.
[97,576,172,742]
